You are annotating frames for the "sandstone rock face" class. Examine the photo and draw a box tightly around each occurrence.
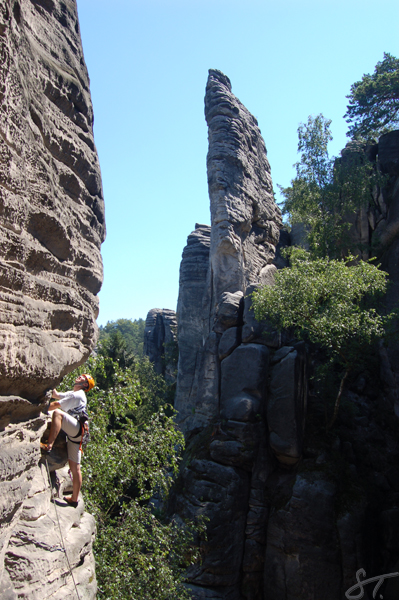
[0,1,103,597]
[205,70,281,322]
[0,0,105,400]
[264,474,341,599]
[175,71,282,433]
[268,342,307,465]
[373,131,399,388]
[340,131,399,394]
[175,224,211,425]
[144,308,177,384]
[172,71,309,599]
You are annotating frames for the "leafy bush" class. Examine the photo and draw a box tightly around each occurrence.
[252,248,396,427]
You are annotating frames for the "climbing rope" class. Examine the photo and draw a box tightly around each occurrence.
[44,457,82,600]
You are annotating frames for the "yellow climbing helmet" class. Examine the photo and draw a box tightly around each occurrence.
[82,373,95,391]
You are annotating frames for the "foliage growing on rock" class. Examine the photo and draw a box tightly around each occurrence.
[252,248,395,427]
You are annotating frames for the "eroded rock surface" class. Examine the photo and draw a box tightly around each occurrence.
[205,69,281,322]
[175,224,211,425]
[0,0,105,400]
[0,1,103,597]
[171,71,307,600]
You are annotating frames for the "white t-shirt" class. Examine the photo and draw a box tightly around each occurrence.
[58,389,87,415]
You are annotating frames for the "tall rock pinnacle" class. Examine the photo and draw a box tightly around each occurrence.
[175,70,283,431]
[205,69,281,319]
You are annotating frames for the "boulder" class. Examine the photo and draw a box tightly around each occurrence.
[221,343,269,406]
[218,326,240,360]
[213,291,244,333]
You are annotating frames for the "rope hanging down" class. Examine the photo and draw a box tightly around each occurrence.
[44,457,82,600]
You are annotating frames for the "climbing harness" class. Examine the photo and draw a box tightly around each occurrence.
[67,413,90,454]
[43,457,82,600]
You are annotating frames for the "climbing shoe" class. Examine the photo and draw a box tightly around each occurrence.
[64,497,78,508]
[40,443,52,453]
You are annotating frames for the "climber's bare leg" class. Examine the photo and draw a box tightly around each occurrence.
[67,459,82,503]
[46,409,63,450]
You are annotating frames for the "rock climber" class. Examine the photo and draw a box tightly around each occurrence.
[41,373,95,507]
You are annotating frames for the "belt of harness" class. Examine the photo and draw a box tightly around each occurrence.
[67,414,90,454]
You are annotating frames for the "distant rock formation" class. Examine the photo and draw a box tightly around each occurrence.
[171,71,399,600]
[144,308,177,384]
[0,1,104,597]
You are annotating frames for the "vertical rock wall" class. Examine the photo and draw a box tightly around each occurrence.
[0,0,105,399]
[175,70,283,434]
[204,70,281,330]
[0,1,104,597]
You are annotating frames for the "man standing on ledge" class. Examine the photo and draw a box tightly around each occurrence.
[41,373,95,507]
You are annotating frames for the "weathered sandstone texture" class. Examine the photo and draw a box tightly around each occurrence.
[144,308,177,384]
[0,1,104,597]
[204,69,281,324]
[0,0,105,400]
[175,224,211,423]
[175,70,282,432]
[1,411,96,600]
[171,73,399,599]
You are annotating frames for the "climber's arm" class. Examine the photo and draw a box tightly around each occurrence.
[48,401,61,411]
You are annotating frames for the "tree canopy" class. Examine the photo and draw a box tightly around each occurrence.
[344,52,399,140]
[99,318,146,359]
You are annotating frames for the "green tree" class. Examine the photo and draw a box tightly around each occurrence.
[98,328,134,369]
[99,318,146,357]
[344,52,399,140]
[252,248,394,427]
[60,356,205,599]
[280,114,382,258]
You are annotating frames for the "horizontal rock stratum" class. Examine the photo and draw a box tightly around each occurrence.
[0,0,105,400]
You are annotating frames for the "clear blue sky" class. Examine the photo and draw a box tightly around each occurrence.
[76,0,399,326]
